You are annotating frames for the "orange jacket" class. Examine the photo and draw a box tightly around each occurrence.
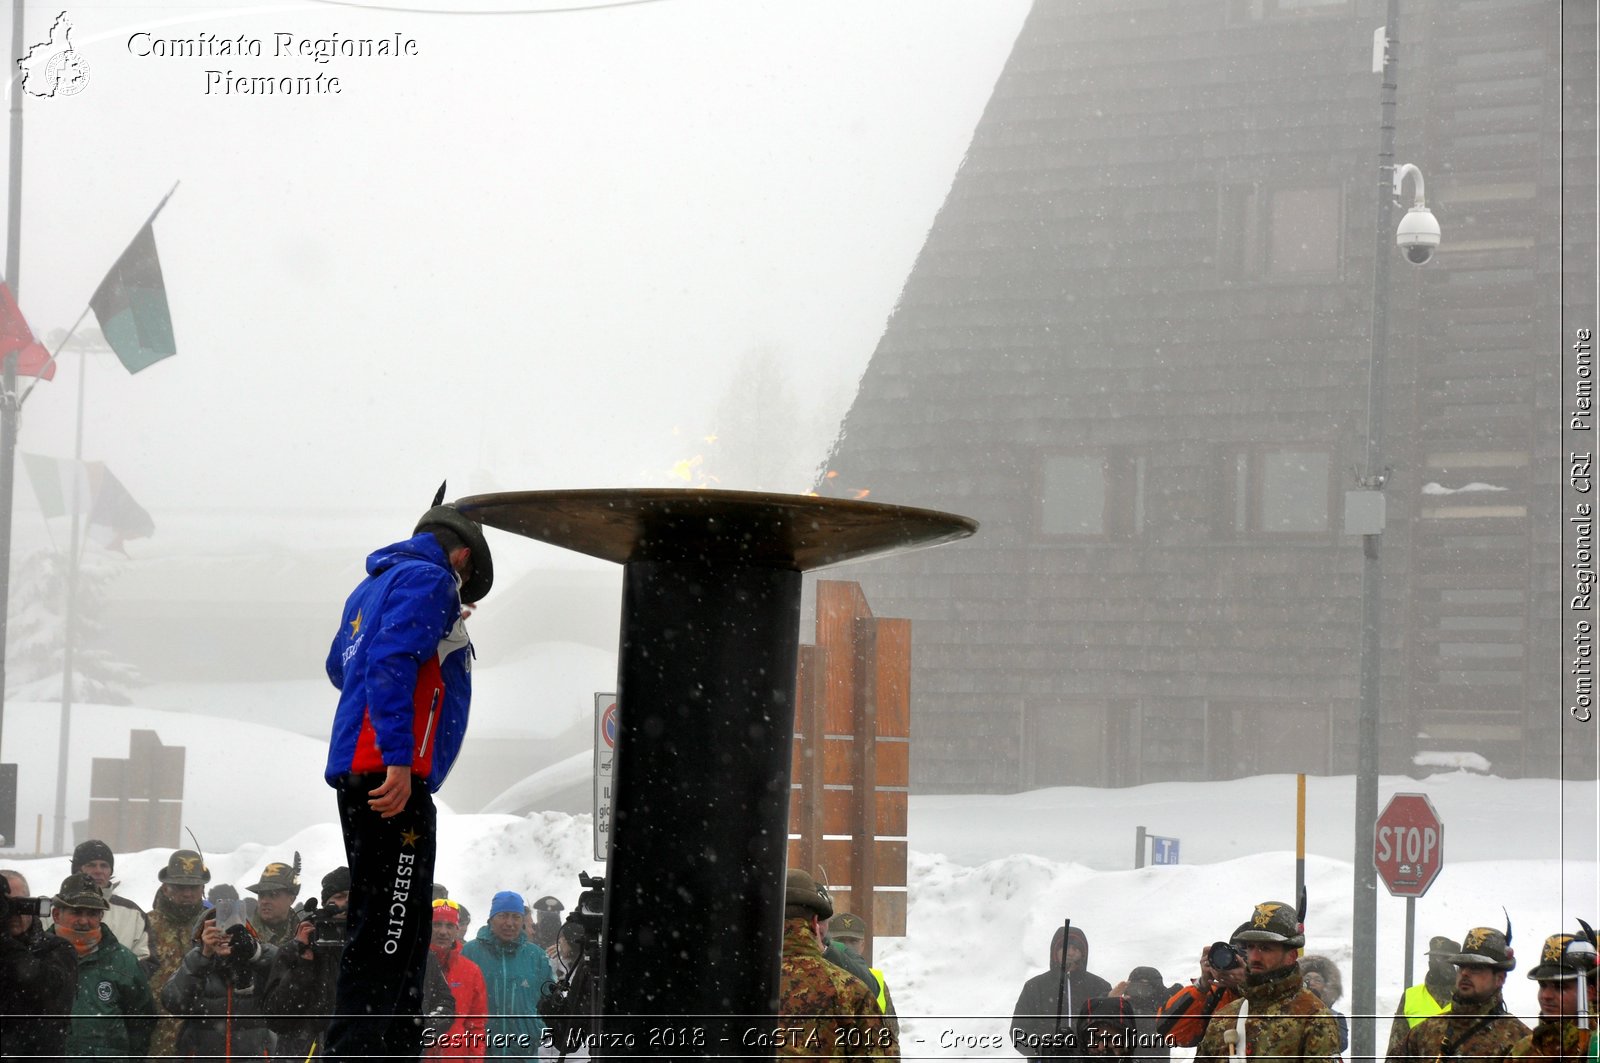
[1157,982,1241,1048]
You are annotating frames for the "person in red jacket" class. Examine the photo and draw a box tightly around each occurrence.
[425,900,489,1059]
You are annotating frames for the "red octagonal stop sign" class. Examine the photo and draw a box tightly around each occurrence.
[1375,793,1444,897]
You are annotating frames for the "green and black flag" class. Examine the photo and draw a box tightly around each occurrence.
[89,186,177,373]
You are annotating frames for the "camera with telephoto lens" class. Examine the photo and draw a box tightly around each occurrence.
[1208,941,1242,971]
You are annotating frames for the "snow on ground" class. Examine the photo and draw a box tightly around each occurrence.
[2,766,1593,1059]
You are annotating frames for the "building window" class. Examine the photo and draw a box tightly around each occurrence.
[1220,185,1343,279]
[1225,448,1332,535]
[1039,451,1145,539]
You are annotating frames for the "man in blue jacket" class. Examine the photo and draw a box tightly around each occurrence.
[463,890,554,1060]
[323,490,493,1063]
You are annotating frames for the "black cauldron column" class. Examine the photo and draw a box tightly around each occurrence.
[456,489,976,1058]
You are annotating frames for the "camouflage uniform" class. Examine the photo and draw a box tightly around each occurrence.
[144,891,204,1057]
[1508,1019,1593,1063]
[1508,930,1599,1063]
[144,848,210,1059]
[777,916,897,1059]
[1390,993,1528,1063]
[1195,965,1340,1063]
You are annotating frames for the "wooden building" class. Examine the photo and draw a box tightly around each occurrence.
[816,0,1596,789]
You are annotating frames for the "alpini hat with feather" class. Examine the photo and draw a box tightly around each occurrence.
[1527,924,1598,981]
[1233,900,1305,948]
[1451,926,1515,971]
[416,481,493,604]
[246,855,302,896]
[158,850,210,887]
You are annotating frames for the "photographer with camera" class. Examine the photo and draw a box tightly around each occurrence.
[1156,928,1250,1048]
[260,867,352,1060]
[161,894,281,1059]
[1,869,78,1060]
[1192,900,1340,1063]
[261,867,457,1059]
[538,873,604,1061]
[539,921,593,1061]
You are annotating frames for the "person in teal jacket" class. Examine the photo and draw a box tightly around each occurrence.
[462,891,553,1060]
[51,873,157,1061]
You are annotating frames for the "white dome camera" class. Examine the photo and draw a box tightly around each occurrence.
[1393,163,1440,265]
[1396,206,1441,265]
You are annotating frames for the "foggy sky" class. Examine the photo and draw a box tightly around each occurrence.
[7,0,1030,539]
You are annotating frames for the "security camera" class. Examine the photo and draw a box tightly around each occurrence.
[1396,205,1441,265]
[1392,163,1440,265]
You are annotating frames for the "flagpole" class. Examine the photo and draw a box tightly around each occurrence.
[0,0,27,772]
[17,305,89,410]
[50,348,85,853]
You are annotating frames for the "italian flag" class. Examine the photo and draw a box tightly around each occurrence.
[21,453,155,551]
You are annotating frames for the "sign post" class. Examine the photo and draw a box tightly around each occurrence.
[593,693,618,862]
[1375,792,1445,987]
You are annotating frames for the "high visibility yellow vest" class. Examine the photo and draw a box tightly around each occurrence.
[1403,983,1451,1028]
[869,968,889,1014]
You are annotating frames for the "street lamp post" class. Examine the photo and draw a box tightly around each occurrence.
[1352,3,1441,1057]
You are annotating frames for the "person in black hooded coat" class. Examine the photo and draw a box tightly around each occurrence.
[1011,925,1112,1061]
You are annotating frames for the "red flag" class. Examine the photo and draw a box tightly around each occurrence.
[0,281,55,380]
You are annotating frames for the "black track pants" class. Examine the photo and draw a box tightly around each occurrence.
[325,772,436,1063]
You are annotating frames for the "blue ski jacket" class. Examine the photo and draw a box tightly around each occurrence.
[324,533,473,793]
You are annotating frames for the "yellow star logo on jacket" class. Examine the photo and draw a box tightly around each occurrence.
[400,828,420,848]
[349,610,362,636]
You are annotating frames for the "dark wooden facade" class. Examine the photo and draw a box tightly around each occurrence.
[816,0,1596,790]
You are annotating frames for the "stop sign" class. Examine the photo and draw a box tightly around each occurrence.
[1375,793,1444,897]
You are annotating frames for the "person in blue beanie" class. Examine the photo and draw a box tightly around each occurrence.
[463,891,554,1061]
